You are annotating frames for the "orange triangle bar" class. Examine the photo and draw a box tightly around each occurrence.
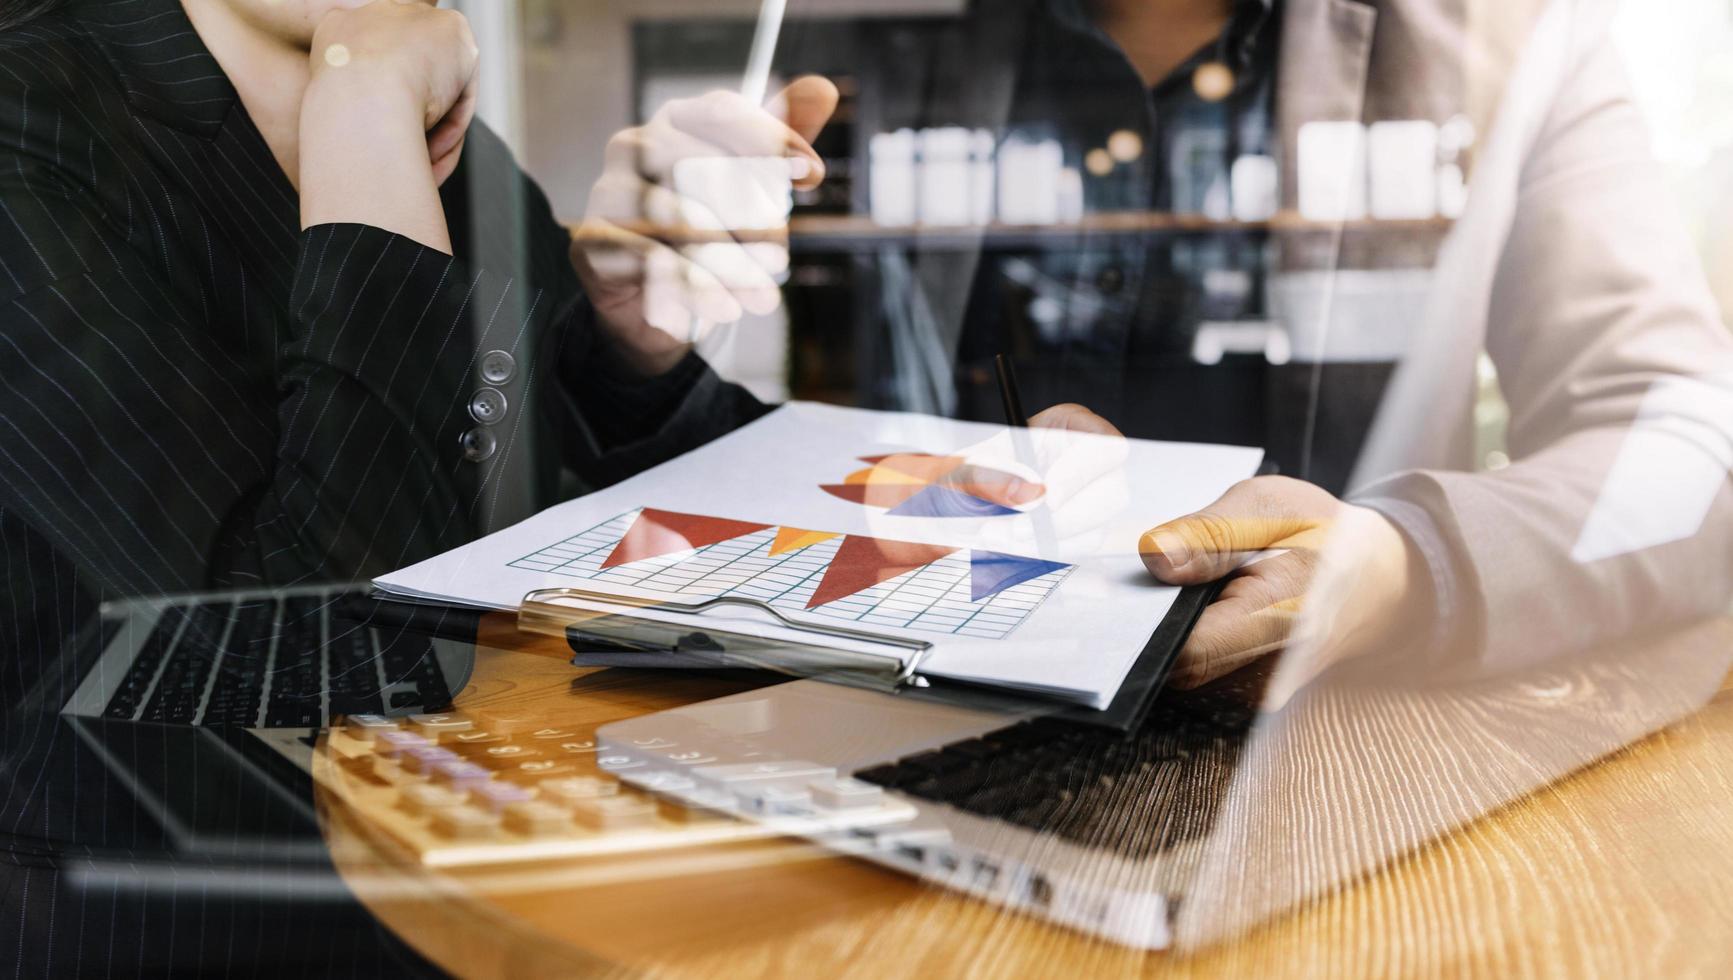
[806,536,959,608]
[601,509,772,569]
[843,464,927,487]
[871,453,965,483]
[820,483,927,508]
[768,527,840,557]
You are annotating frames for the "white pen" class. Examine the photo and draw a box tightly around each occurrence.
[740,0,789,106]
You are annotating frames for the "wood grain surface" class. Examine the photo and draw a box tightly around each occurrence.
[320,618,1733,978]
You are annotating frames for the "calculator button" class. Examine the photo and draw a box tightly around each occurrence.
[450,730,507,747]
[503,801,571,837]
[540,777,618,806]
[736,785,812,815]
[810,777,885,811]
[529,729,578,740]
[432,805,502,839]
[597,754,645,772]
[409,714,475,738]
[480,744,541,761]
[506,763,578,787]
[375,731,433,757]
[571,795,657,830]
[399,783,464,816]
[470,780,536,813]
[432,760,494,792]
[692,761,835,788]
[465,705,539,732]
[618,770,697,794]
[643,747,719,766]
[556,740,599,755]
[344,715,399,740]
[513,760,576,779]
[401,746,459,775]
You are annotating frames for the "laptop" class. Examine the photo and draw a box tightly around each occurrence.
[595,618,1733,949]
[61,586,472,729]
[54,586,474,869]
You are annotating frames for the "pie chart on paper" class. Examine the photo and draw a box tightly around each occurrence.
[820,453,1044,518]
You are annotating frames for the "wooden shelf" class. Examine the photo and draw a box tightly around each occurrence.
[566,212,1455,253]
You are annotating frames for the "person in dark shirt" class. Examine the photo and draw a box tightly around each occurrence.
[951,0,1287,457]
[863,0,1733,693]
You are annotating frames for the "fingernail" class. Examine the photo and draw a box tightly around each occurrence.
[786,156,813,181]
[1151,531,1189,570]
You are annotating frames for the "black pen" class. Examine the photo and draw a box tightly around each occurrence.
[994,354,1029,428]
[995,353,1059,554]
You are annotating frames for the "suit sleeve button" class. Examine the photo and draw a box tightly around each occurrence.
[468,387,508,425]
[480,350,517,384]
[459,427,497,462]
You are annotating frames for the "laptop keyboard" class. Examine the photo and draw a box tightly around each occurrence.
[854,692,1258,859]
[100,594,452,728]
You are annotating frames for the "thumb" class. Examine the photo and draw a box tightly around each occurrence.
[1029,402,1123,438]
[1138,478,1323,585]
[768,75,839,148]
[941,463,1045,508]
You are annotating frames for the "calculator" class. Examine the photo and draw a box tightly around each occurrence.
[312,705,924,869]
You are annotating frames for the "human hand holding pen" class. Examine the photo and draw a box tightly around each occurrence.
[571,76,841,376]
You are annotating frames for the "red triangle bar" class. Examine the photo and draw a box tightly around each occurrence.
[601,509,772,569]
[806,536,959,608]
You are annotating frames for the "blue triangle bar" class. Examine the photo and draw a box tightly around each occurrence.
[970,550,1072,602]
[886,485,1019,518]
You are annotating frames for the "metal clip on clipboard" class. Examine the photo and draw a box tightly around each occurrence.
[517,588,934,690]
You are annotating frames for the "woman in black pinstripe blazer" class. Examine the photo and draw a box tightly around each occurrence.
[0,0,838,972]
[0,0,838,666]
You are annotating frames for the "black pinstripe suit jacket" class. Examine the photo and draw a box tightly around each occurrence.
[0,1,764,972]
[0,0,765,667]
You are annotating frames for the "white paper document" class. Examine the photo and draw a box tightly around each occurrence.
[375,403,1263,708]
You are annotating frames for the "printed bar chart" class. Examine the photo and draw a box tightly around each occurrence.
[507,508,1074,640]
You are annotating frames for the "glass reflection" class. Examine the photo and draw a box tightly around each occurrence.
[3,0,1732,973]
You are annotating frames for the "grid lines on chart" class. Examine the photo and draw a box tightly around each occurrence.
[507,510,1071,640]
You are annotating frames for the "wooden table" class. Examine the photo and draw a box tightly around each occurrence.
[321,619,1733,978]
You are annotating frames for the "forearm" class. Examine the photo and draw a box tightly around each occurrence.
[299,73,451,254]
[1358,421,1733,675]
